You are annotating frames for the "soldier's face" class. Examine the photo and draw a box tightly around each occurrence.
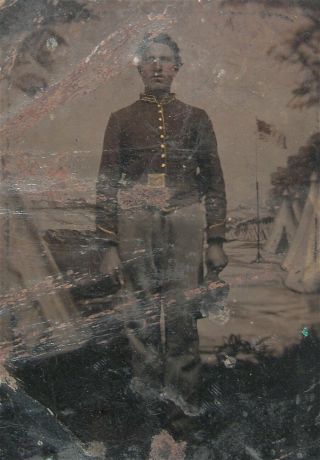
[138,43,178,93]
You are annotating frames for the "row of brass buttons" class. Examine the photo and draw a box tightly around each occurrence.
[158,104,167,168]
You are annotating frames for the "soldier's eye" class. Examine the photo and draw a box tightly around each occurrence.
[160,56,173,63]
[144,56,155,63]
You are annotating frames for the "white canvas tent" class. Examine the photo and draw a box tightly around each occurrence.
[292,193,303,223]
[282,172,320,293]
[264,190,297,255]
[0,181,88,358]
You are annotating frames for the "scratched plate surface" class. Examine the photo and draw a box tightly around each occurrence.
[1,1,320,459]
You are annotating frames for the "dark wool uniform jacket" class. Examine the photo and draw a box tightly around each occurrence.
[96,93,227,244]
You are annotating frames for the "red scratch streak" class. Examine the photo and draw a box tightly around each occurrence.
[0,12,175,141]
[0,273,225,315]
[0,0,19,12]
[0,47,18,82]
[150,430,186,460]
[1,150,95,205]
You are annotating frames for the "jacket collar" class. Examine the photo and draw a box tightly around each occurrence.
[139,93,176,105]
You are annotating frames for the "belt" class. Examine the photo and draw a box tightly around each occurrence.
[146,174,177,213]
[118,176,200,213]
[147,173,166,188]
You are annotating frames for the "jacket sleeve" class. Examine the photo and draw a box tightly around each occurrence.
[195,110,227,242]
[96,112,121,245]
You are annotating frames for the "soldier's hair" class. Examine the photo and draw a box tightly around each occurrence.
[135,33,183,69]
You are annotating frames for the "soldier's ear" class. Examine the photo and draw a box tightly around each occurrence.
[175,62,183,72]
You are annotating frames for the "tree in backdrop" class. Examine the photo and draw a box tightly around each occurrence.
[222,0,319,108]
[268,132,320,210]
[222,0,320,209]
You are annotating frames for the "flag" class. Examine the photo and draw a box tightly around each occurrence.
[256,119,272,137]
[256,118,287,149]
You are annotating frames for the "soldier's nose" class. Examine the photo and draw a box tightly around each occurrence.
[153,58,162,71]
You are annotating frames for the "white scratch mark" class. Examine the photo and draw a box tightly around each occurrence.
[223,354,237,369]
[85,44,101,64]
[0,365,18,390]
[47,407,55,416]
[245,446,264,460]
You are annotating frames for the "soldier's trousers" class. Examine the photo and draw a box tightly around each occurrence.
[118,202,205,406]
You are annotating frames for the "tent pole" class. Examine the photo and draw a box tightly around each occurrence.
[252,125,264,263]
[255,179,263,262]
[314,216,318,263]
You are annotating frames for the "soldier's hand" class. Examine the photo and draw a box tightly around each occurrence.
[99,245,124,288]
[206,242,228,275]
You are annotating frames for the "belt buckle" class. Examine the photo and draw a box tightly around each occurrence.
[147,173,166,188]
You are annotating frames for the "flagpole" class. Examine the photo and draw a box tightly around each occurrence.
[252,120,264,263]
[253,117,287,263]
[314,216,318,263]
[255,179,263,262]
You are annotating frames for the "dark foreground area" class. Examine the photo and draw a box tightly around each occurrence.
[2,239,320,459]
[2,326,320,460]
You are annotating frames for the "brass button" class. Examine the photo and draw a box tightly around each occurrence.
[157,104,161,108]
[158,110,162,114]
[161,144,165,149]
[159,126,163,130]
[158,117,162,121]
[161,163,166,168]
[161,153,166,158]
[160,134,164,138]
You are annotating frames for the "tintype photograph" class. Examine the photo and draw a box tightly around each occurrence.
[0,1,320,459]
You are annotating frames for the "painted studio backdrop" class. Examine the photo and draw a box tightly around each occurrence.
[1,1,320,459]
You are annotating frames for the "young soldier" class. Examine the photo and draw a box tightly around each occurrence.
[96,33,227,426]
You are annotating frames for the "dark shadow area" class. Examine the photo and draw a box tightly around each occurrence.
[2,231,319,458]
[220,0,320,13]
[4,325,320,459]
[269,133,320,209]
[0,0,93,39]
[0,373,98,460]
